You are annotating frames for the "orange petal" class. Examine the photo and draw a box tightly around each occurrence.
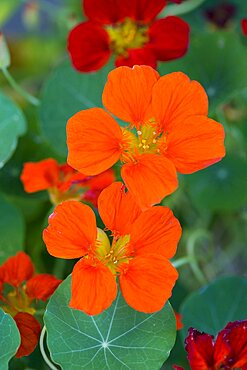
[67,108,123,175]
[98,182,142,236]
[81,168,115,190]
[20,158,59,193]
[151,72,208,131]
[167,116,226,174]
[119,254,178,313]
[70,257,117,315]
[175,311,183,331]
[121,153,178,210]
[130,206,181,259]
[26,274,62,301]
[43,201,97,259]
[0,252,34,287]
[102,65,159,129]
[14,313,41,358]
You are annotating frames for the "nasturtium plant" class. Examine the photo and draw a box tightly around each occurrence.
[0,195,24,263]
[39,61,114,157]
[0,92,26,168]
[180,276,247,339]
[0,308,20,370]
[44,276,176,370]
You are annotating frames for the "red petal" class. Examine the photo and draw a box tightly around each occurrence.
[98,182,142,236]
[43,201,97,259]
[130,206,181,258]
[67,22,110,72]
[119,254,178,313]
[0,252,34,288]
[121,153,178,210]
[115,47,157,69]
[148,16,190,61]
[185,328,216,369]
[26,274,62,301]
[70,258,117,315]
[83,0,126,24]
[14,313,41,358]
[241,19,247,36]
[122,0,166,23]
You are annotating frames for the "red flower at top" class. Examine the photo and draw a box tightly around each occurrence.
[0,252,61,358]
[242,19,247,36]
[174,320,247,370]
[67,0,190,72]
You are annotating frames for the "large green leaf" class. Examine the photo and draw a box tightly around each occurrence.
[44,276,176,370]
[0,194,25,263]
[185,155,247,212]
[180,276,247,339]
[39,61,114,157]
[0,308,20,370]
[0,92,26,168]
[158,32,247,113]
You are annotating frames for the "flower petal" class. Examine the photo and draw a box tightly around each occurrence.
[185,328,216,369]
[115,47,157,69]
[67,22,110,72]
[148,17,190,61]
[26,274,62,301]
[242,19,247,36]
[167,116,225,174]
[14,313,41,358]
[20,158,59,193]
[121,153,178,210]
[43,201,97,259]
[70,258,117,315]
[119,254,178,313]
[83,0,126,24]
[151,72,208,131]
[130,206,181,258]
[0,252,34,287]
[98,182,142,236]
[67,108,123,175]
[129,0,166,22]
[102,65,159,129]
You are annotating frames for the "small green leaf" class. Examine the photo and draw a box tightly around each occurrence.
[0,194,25,263]
[44,276,176,370]
[0,92,26,168]
[39,61,114,157]
[0,308,21,370]
[180,276,247,339]
[159,32,247,113]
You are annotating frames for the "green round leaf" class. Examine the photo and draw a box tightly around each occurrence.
[0,92,26,168]
[39,61,114,157]
[0,308,21,370]
[185,155,247,211]
[0,194,25,263]
[181,276,247,339]
[44,276,176,370]
[158,32,247,113]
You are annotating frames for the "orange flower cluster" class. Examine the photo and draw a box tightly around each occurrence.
[0,252,61,357]
[42,65,225,316]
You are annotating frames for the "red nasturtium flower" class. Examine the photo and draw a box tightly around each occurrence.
[67,65,225,210]
[43,182,181,315]
[0,252,61,358]
[21,158,115,207]
[67,0,190,71]
[175,311,183,331]
[242,19,247,36]
[174,320,247,370]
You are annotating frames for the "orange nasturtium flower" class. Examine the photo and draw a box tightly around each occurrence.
[20,158,115,207]
[67,65,226,210]
[43,182,182,315]
[0,252,61,358]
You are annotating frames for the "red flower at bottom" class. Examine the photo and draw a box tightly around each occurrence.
[0,252,61,357]
[174,320,247,370]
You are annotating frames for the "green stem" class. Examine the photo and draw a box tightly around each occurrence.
[1,67,40,106]
[162,0,207,16]
[186,229,211,285]
[172,256,192,268]
[40,326,58,370]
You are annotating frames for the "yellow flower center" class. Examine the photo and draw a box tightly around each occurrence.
[48,187,81,206]
[95,229,132,275]
[2,287,35,317]
[106,18,149,57]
